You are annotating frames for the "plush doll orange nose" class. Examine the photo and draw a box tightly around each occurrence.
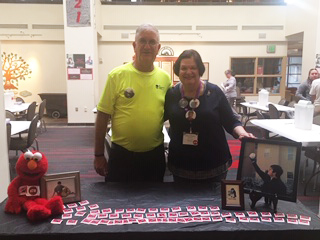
[27,159,37,170]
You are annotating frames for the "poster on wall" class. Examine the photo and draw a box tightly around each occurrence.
[66,54,93,80]
[316,54,320,69]
[66,0,91,27]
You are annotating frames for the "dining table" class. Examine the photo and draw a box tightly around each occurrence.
[250,119,320,147]
[241,102,295,113]
[5,102,30,114]
[9,120,31,135]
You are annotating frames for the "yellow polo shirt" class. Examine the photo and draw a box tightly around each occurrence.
[97,62,172,152]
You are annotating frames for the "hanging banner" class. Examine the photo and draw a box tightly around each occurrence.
[66,0,91,27]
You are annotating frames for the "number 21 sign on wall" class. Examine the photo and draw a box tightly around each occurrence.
[66,0,91,27]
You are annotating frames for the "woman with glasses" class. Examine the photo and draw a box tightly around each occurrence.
[164,49,254,183]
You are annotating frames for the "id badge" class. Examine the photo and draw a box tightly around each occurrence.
[183,132,198,146]
[26,186,40,197]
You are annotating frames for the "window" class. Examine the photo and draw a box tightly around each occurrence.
[231,57,284,95]
[286,57,302,88]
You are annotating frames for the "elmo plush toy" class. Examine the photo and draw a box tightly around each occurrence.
[5,151,64,221]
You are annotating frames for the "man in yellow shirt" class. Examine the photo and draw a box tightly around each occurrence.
[94,24,171,182]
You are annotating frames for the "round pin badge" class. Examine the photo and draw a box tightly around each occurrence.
[193,140,198,146]
[185,110,196,121]
[179,98,188,108]
[124,88,135,98]
[189,99,200,109]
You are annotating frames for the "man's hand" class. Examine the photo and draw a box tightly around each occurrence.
[94,156,108,176]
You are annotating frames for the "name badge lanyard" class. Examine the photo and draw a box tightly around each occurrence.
[179,81,202,133]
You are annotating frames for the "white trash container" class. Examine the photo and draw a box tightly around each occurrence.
[294,100,314,130]
[4,92,14,109]
[258,89,269,106]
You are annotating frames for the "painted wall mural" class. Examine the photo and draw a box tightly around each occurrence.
[2,52,32,91]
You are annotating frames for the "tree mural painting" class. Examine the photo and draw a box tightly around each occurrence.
[2,52,32,90]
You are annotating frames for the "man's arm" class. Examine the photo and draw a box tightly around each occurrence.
[249,153,269,182]
[94,110,111,176]
[310,94,316,103]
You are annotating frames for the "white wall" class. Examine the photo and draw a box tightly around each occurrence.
[0,42,11,202]
[0,3,302,109]
[2,41,66,104]
[286,0,319,80]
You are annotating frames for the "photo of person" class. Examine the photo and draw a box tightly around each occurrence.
[225,184,240,206]
[67,55,74,68]
[237,138,301,203]
[47,178,76,200]
[248,152,286,208]
[86,56,93,65]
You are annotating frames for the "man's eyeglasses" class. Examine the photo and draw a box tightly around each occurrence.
[137,39,158,46]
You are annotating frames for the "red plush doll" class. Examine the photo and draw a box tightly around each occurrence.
[5,151,64,221]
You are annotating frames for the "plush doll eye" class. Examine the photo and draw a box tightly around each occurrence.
[33,152,42,162]
[24,151,33,161]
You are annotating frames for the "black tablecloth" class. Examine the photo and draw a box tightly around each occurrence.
[1,182,320,240]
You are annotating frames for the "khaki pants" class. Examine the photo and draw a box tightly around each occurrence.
[314,105,320,117]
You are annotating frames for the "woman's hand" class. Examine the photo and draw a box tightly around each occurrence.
[233,126,256,140]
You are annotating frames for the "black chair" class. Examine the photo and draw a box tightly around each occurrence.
[278,98,289,106]
[16,97,25,103]
[255,111,270,139]
[268,104,280,119]
[6,123,11,150]
[17,101,37,121]
[285,101,296,119]
[10,114,39,155]
[5,110,15,121]
[38,99,47,133]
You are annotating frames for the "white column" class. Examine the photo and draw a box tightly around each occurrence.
[63,0,100,124]
[0,41,11,201]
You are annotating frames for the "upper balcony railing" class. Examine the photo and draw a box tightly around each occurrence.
[0,0,286,5]
[101,0,286,5]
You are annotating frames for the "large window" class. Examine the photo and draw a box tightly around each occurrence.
[286,57,302,88]
[231,57,284,95]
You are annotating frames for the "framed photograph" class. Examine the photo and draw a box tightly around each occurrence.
[221,180,245,210]
[237,138,302,202]
[201,62,209,81]
[40,171,81,204]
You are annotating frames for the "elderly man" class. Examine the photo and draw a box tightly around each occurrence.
[296,68,319,101]
[94,24,172,182]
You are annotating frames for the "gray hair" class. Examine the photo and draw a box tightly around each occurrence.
[135,23,159,42]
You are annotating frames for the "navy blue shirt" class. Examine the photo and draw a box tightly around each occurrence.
[164,82,241,172]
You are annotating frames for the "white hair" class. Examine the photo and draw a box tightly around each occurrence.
[135,23,159,41]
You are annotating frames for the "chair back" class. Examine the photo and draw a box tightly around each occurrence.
[26,102,37,121]
[268,104,280,119]
[5,110,15,121]
[313,115,320,125]
[256,111,265,119]
[6,123,11,150]
[278,98,289,106]
[16,97,25,103]
[287,101,296,108]
[27,114,39,148]
[38,99,46,120]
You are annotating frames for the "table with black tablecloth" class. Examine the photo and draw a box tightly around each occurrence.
[1,182,320,240]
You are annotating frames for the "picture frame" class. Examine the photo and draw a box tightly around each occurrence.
[221,180,245,210]
[201,62,209,81]
[40,171,81,204]
[237,138,302,202]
